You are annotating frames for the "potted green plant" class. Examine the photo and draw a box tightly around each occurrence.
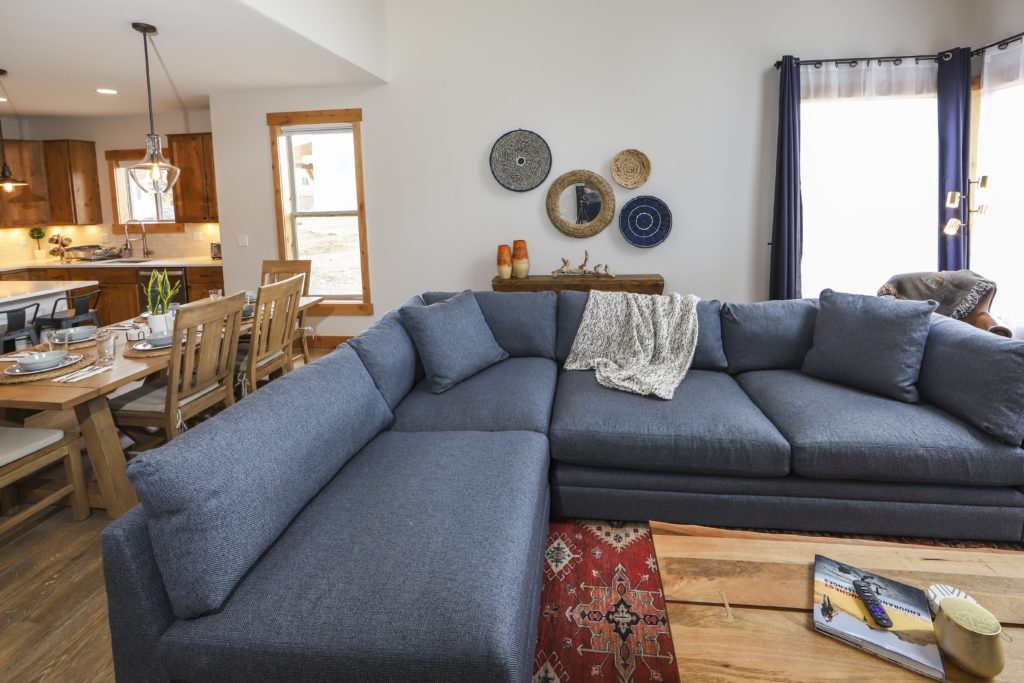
[28,227,46,259]
[145,269,182,335]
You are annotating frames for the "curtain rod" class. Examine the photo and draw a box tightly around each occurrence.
[972,31,1024,57]
[773,54,942,69]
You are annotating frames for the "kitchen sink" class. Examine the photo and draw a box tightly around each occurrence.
[115,258,152,263]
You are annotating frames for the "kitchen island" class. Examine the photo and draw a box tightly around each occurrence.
[0,280,100,347]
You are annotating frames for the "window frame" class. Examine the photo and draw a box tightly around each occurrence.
[267,108,372,316]
[103,148,184,234]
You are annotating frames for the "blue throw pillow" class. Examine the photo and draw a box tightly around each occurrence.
[422,291,557,359]
[802,289,937,402]
[400,290,509,393]
[918,314,1024,445]
[721,298,819,373]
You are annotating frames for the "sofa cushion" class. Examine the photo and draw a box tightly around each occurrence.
[737,369,1024,486]
[802,289,936,402]
[423,290,557,359]
[549,369,791,476]
[721,298,818,373]
[400,290,508,393]
[127,346,392,619]
[556,290,727,370]
[348,296,425,410]
[158,430,550,683]
[391,357,557,433]
[918,314,1024,445]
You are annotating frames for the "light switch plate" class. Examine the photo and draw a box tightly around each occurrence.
[100,233,110,244]
[236,235,249,247]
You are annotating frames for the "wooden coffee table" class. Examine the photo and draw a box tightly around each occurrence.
[651,522,1024,682]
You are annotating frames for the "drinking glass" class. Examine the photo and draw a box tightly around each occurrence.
[96,330,117,366]
[209,289,223,301]
[46,329,69,353]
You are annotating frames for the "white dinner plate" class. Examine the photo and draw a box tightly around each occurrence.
[133,340,172,351]
[4,354,85,376]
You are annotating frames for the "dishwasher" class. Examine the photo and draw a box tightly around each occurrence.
[137,268,189,312]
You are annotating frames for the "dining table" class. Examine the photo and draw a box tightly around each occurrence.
[0,295,324,519]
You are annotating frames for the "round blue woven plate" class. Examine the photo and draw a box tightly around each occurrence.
[619,195,672,248]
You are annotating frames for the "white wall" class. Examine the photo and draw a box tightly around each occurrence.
[238,0,388,81]
[973,1,1024,45]
[211,0,974,337]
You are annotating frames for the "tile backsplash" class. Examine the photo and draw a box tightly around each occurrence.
[0,223,221,264]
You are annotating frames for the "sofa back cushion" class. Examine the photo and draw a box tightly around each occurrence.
[422,291,557,359]
[402,291,509,393]
[556,291,727,370]
[918,314,1024,445]
[348,295,424,410]
[127,345,392,619]
[721,298,819,373]
[802,289,936,402]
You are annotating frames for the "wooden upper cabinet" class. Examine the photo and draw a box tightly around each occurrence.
[43,140,103,225]
[167,132,218,222]
[0,140,51,226]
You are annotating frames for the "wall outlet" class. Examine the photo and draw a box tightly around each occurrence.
[100,233,110,244]
[236,234,249,247]
[192,231,203,242]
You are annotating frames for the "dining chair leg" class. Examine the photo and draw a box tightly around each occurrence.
[62,441,89,521]
[0,486,18,516]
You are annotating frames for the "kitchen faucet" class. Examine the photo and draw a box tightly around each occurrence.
[124,221,154,258]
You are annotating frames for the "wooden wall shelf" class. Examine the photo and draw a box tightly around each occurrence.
[491,274,664,295]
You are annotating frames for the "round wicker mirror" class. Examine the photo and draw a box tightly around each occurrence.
[545,170,616,238]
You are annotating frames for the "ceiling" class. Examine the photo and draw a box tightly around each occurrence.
[0,0,383,117]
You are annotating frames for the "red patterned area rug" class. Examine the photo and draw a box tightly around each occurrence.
[533,520,680,683]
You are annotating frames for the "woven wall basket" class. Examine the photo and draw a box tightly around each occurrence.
[545,170,616,238]
[611,149,651,189]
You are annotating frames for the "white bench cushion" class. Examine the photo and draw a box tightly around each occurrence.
[110,379,220,414]
[0,427,64,467]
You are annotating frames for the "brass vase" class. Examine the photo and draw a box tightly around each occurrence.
[934,597,1005,678]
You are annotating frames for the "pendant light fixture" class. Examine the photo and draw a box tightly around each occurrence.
[128,23,179,194]
[0,69,28,194]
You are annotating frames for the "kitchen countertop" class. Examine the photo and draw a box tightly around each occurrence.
[0,280,100,306]
[0,256,223,273]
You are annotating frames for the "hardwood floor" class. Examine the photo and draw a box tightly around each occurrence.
[0,507,114,682]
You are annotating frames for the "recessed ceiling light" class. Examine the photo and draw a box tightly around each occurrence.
[96,88,118,95]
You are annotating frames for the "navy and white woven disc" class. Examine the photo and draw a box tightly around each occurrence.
[619,195,672,248]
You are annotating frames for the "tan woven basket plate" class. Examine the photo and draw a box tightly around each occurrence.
[0,353,95,384]
[611,149,651,189]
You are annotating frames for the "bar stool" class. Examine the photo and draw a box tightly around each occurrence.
[34,289,102,334]
[0,302,40,353]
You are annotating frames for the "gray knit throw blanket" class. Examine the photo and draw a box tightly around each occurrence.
[877,269,995,320]
[564,290,700,400]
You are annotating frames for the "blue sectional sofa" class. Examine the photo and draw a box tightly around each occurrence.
[103,290,1024,681]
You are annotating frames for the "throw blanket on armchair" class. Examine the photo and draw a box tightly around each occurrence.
[565,290,700,400]
[878,270,995,320]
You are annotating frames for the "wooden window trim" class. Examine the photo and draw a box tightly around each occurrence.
[267,108,372,313]
[104,149,184,233]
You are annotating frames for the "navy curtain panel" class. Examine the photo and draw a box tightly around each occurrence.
[937,47,972,271]
[769,55,802,300]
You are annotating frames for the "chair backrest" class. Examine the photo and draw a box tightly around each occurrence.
[248,275,304,377]
[69,289,101,315]
[166,292,246,411]
[261,260,311,296]
[2,302,39,333]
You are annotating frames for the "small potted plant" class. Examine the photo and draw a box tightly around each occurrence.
[145,269,182,335]
[28,227,46,259]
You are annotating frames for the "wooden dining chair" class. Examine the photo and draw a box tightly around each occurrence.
[236,274,303,397]
[111,292,246,451]
[261,259,312,363]
[0,429,88,535]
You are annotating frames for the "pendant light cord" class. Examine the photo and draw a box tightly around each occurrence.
[148,36,190,133]
[142,29,155,136]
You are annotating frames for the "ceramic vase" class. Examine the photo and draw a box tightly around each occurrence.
[148,312,174,336]
[497,244,512,280]
[512,240,530,279]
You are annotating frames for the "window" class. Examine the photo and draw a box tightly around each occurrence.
[267,109,371,315]
[799,62,938,296]
[104,149,183,233]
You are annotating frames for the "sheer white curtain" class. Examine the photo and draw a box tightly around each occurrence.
[973,42,1024,334]
[800,60,939,296]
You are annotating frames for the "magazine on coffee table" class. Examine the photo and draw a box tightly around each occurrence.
[813,554,945,681]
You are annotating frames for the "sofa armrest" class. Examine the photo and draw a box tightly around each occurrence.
[101,505,175,682]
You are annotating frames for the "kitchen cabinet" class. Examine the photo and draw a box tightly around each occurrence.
[0,269,29,281]
[43,140,103,225]
[89,268,141,325]
[167,133,218,222]
[186,266,224,302]
[0,140,51,227]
